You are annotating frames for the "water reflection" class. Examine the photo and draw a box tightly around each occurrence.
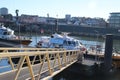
[52,69,120,80]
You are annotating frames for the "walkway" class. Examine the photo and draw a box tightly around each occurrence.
[0,48,81,80]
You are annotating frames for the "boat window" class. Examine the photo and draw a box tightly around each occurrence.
[3,32,11,35]
[75,41,79,46]
[59,44,63,48]
[3,32,7,35]
[7,32,11,35]
[71,41,75,46]
[68,41,71,45]
[73,42,76,46]
[63,40,67,45]
[67,41,75,46]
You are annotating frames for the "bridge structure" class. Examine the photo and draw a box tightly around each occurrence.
[0,48,82,80]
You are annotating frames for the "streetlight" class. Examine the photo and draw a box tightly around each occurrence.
[15,9,22,47]
[55,14,58,33]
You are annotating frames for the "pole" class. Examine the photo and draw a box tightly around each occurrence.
[94,30,99,63]
[15,9,21,47]
[104,34,113,72]
[36,30,37,45]
[96,33,99,63]
[56,15,58,33]
[35,25,38,45]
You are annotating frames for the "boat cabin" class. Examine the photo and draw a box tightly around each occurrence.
[50,36,85,50]
[0,25,16,39]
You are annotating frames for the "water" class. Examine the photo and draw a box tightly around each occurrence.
[52,69,120,80]
[0,59,12,73]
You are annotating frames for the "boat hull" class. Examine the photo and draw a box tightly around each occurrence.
[0,38,32,47]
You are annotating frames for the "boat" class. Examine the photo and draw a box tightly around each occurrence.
[83,45,120,68]
[36,33,87,51]
[0,25,32,47]
[36,36,50,48]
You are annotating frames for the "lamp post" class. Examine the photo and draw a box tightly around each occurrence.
[15,9,22,47]
[15,10,20,37]
[55,14,58,33]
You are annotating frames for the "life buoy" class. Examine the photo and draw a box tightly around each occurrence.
[81,47,86,51]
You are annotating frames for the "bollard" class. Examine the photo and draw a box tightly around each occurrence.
[104,34,113,72]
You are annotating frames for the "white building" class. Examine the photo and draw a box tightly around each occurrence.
[0,7,8,15]
[85,18,99,26]
[85,18,106,27]
[65,14,71,21]
[108,12,120,28]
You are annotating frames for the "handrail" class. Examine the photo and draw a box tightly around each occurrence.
[0,48,81,80]
[0,48,64,51]
[0,50,77,57]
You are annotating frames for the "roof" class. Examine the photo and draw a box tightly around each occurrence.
[110,12,120,14]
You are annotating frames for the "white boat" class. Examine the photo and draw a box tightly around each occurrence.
[36,33,86,51]
[36,36,50,48]
[0,25,32,47]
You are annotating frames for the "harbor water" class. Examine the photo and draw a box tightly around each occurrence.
[52,68,120,80]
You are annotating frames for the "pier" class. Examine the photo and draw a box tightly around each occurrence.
[0,48,81,80]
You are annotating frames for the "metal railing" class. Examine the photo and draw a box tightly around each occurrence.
[0,48,81,80]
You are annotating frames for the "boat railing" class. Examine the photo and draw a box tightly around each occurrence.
[83,43,120,55]
[15,36,32,40]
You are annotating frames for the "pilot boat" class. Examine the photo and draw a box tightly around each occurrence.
[0,25,32,47]
[36,33,86,51]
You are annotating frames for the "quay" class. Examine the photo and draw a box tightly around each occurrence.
[0,48,81,80]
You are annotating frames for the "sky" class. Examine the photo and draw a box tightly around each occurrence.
[0,0,120,20]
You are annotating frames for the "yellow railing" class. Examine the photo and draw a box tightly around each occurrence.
[0,48,81,80]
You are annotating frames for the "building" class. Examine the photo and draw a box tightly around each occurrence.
[38,17,47,23]
[85,18,106,27]
[108,12,120,28]
[0,7,8,15]
[0,16,4,22]
[65,14,71,21]
[19,14,39,23]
